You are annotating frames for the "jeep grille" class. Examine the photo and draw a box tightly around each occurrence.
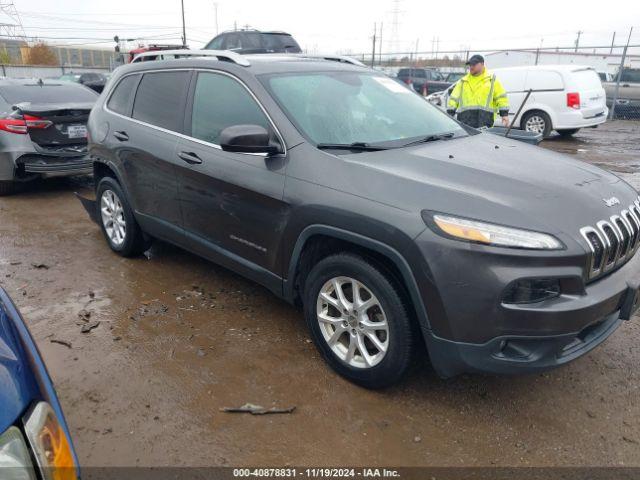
[580,196,640,280]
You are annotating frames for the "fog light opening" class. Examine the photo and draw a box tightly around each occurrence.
[502,278,561,305]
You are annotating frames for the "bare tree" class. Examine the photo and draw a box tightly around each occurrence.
[25,42,58,65]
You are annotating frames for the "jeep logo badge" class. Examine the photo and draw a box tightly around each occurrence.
[603,197,620,207]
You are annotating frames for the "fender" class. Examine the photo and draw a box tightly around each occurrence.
[283,224,432,331]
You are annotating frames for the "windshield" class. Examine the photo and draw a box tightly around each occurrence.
[263,71,465,146]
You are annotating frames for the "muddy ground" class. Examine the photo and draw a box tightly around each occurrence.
[1,121,639,468]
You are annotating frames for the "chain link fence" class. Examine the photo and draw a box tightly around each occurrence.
[348,43,640,121]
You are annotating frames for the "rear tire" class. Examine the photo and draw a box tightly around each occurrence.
[557,128,580,137]
[303,253,413,389]
[521,110,552,138]
[0,180,15,196]
[96,176,150,256]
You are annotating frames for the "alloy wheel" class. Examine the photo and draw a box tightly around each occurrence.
[524,115,546,134]
[316,276,389,369]
[100,189,126,247]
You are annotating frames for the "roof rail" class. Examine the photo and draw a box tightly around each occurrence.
[298,55,367,67]
[130,49,251,67]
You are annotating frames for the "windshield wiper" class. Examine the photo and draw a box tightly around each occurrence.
[402,132,456,148]
[315,142,389,151]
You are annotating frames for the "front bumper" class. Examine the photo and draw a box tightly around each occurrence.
[414,229,640,378]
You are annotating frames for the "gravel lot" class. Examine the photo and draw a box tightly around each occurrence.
[1,121,639,468]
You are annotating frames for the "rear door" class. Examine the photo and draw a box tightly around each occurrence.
[174,70,287,276]
[571,68,607,119]
[0,83,98,152]
[108,69,191,233]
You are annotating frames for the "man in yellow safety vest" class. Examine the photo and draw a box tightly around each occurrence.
[447,55,510,129]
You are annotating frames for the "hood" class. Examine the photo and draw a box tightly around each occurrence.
[0,293,39,433]
[343,132,638,237]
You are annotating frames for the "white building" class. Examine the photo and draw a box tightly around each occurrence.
[485,50,640,75]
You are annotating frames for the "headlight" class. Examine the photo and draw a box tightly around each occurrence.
[23,402,76,480]
[428,213,563,250]
[0,426,37,480]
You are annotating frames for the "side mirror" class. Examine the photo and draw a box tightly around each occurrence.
[219,124,281,155]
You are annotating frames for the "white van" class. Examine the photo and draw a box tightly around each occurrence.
[428,65,608,137]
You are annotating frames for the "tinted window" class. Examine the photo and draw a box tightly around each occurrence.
[206,36,225,49]
[0,84,97,104]
[190,72,270,145]
[133,71,189,132]
[224,33,240,49]
[240,32,262,49]
[263,33,301,52]
[107,74,140,116]
[621,69,640,83]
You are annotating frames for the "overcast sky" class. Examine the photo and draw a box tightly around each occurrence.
[9,0,640,56]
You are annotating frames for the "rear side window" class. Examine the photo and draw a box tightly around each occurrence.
[0,84,97,104]
[572,69,602,89]
[190,72,270,145]
[621,70,640,83]
[133,71,190,132]
[107,74,140,116]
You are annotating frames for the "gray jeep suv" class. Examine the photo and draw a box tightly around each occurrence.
[86,52,640,388]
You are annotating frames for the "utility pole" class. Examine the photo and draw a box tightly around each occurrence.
[378,22,383,65]
[213,2,219,36]
[610,27,633,120]
[610,31,616,54]
[574,30,582,52]
[371,22,377,67]
[180,0,187,47]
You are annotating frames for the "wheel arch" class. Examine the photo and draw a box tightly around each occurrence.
[520,106,556,131]
[284,225,432,333]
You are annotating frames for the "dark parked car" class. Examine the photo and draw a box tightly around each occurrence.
[59,72,107,93]
[0,79,97,195]
[445,72,464,83]
[204,29,301,54]
[85,54,640,388]
[396,67,451,95]
[0,288,80,479]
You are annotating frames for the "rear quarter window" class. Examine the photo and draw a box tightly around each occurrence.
[572,69,603,90]
[525,70,564,91]
[107,74,140,116]
[132,71,190,132]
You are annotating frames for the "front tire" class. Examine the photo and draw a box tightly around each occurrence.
[303,253,413,389]
[522,110,552,138]
[96,177,150,256]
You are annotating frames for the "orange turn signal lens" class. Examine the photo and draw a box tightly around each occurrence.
[23,402,77,480]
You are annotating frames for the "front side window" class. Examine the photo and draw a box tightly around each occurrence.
[132,71,190,132]
[263,71,464,146]
[190,72,271,145]
[107,74,140,116]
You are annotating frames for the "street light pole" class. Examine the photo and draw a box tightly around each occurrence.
[181,0,187,47]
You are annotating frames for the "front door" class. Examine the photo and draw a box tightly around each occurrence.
[174,70,288,278]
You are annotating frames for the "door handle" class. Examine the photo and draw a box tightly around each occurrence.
[178,151,203,165]
[113,131,129,141]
